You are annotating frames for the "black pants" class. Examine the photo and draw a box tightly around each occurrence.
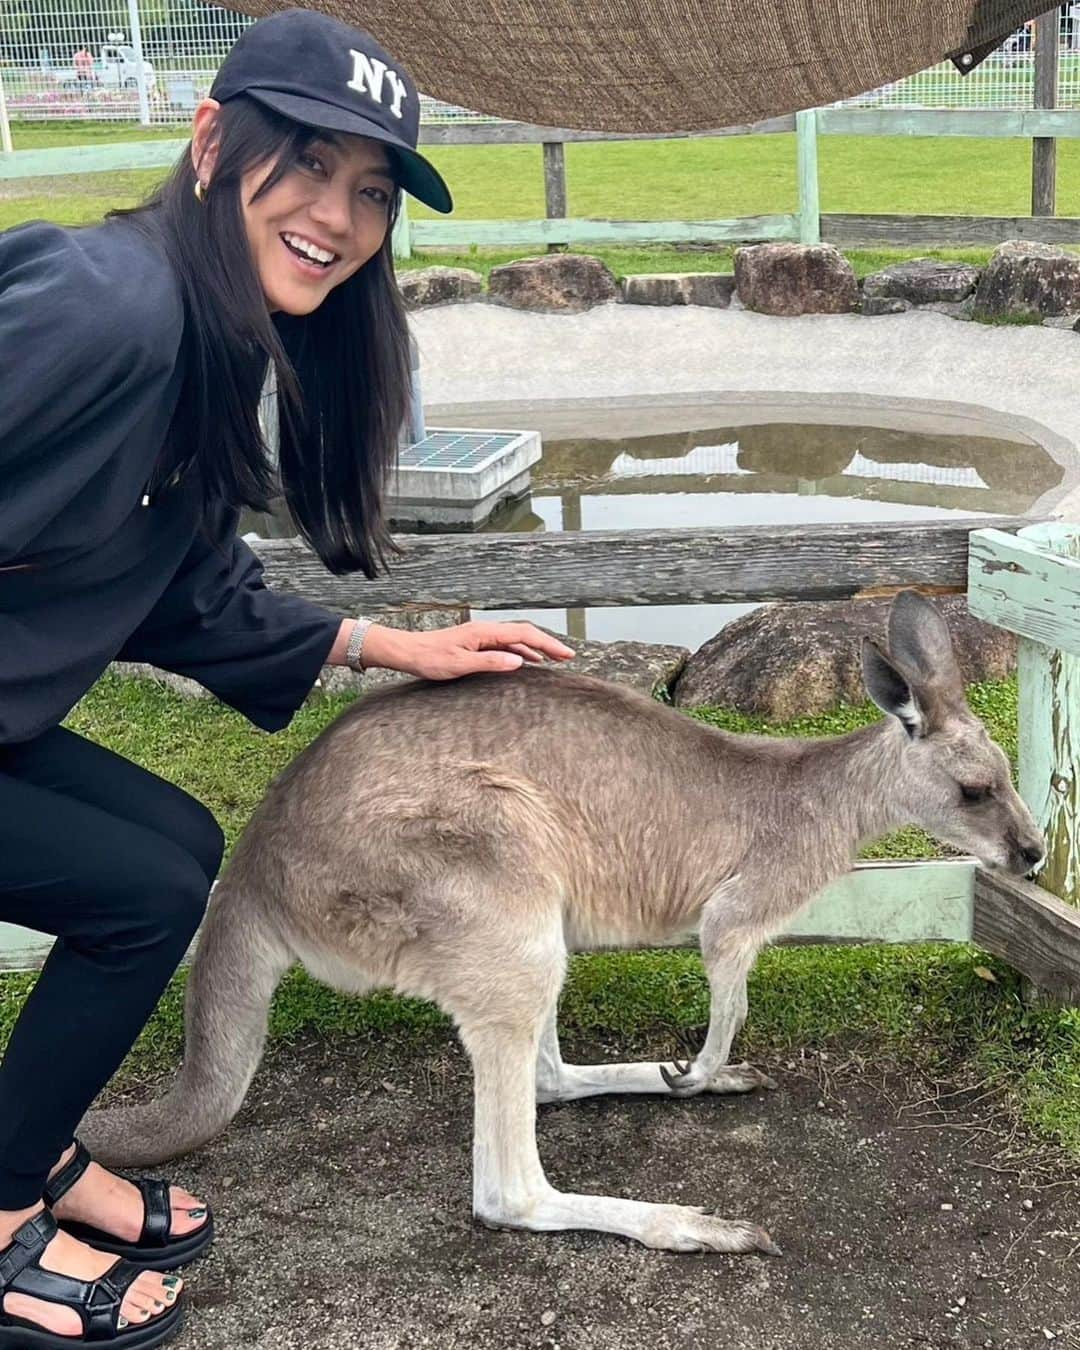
[0,725,223,1209]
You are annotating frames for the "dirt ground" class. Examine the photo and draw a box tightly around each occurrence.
[112,1032,1080,1350]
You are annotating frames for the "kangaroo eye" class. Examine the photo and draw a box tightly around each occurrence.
[960,784,992,804]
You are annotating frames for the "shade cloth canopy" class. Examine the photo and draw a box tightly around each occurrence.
[220,1,1049,132]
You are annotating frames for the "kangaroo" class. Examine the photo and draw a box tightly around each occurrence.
[82,591,1044,1255]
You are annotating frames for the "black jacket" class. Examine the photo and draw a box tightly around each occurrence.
[0,217,342,744]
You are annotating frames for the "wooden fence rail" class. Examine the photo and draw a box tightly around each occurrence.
[253,517,1032,612]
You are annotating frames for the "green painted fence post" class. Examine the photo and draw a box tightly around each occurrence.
[1016,521,1080,907]
[392,192,412,261]
[795,108,821,244]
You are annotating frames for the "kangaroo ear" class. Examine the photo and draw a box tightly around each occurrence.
[887,590,962,691]
[862,638,923,739]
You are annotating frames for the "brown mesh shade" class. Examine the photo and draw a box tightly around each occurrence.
[215,0,1048,131]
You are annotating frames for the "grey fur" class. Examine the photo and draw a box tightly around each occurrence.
[81,592,1043,1254]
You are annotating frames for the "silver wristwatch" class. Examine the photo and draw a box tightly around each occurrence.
[344,617,374,672]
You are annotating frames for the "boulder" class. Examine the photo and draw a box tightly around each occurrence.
[671,595,1015,718]
[398,266,483,310]
[488,253,619,312]
[621,272,735,307]
[733,243,858,316]
[972,241,1080,322]
[527,626,688,698]
[861,258,979,306]
[861,295,909,316]
[918,298,975,321]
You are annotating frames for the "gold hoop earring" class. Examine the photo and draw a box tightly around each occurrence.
[194,180,208,204]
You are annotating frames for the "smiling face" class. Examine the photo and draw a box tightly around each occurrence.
[241,131,396,314]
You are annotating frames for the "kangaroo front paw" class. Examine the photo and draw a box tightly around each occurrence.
[644,1205,782,1256]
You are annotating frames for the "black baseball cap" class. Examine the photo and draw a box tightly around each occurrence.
[210,9,452,214]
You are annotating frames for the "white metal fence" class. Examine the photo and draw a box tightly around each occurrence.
[0,1,1078,125]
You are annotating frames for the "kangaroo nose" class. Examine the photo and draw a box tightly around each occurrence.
[1020,843,1045,870]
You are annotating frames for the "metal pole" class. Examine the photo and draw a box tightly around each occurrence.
[127,0,151,126]
[0,64,13,155]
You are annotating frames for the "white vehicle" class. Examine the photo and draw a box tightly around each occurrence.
[51,43,156,92]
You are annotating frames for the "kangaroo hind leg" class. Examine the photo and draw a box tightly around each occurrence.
[447,912,779,1256]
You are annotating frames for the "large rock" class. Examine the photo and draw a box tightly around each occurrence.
[733,243,858,316]
[488,254,619,313]
[861,295,909,316]
[862,258,979,306]
[972,241,1080,322]
[398,266,483,310]
[621,272,735,308]
[533,628,688,698]
[671,595,1015,718]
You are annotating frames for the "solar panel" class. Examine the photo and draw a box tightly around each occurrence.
[397,430,527,474]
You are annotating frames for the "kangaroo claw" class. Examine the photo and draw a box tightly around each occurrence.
[659,1060,698,1095]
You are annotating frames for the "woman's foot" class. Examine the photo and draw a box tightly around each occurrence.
[47,1143,207,1244]
[0,1203,182,1338]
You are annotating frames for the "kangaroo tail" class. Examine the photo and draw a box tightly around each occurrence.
[80,879,292,1166]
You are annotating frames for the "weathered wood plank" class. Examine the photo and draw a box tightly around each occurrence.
[796,109,821,245]
[251,517,1032,611]
[973,868,1080,1002]
[391,192,411,261]
[968,527,1080,658]
[783,859,973,943]
[408,214,800,247]
[416,116,796,145]
[1014,524,1080,908]
[0,119,797,181]
[1032,10,1060,217]
[822,213,1080,246]
[542,141,567,219]
[817,108,1080,139]
[0,138,186,179]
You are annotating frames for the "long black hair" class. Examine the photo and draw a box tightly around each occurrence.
[108,95,411,577]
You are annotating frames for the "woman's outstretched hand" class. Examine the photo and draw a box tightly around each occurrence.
[361,620,575,681]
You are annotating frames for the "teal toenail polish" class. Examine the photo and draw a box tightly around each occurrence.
[162,1277,180,1289]
[187,1208,206,1219]
[118,1318,129,1330]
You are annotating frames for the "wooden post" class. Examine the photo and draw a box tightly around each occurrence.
[796,108,821,244]
[1016,522,1080,907]
[542,140,567,253]
[1032,9,1059,216]
[392,192,412,260]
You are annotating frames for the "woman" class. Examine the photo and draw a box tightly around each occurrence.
[0,11,572,1346]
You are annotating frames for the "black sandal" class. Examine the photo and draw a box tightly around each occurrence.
[0,1208,183,1348]
[44,1142,213,1273]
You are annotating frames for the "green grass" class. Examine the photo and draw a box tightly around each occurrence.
[4,126,1079,271]
[2,671,1079,1161]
